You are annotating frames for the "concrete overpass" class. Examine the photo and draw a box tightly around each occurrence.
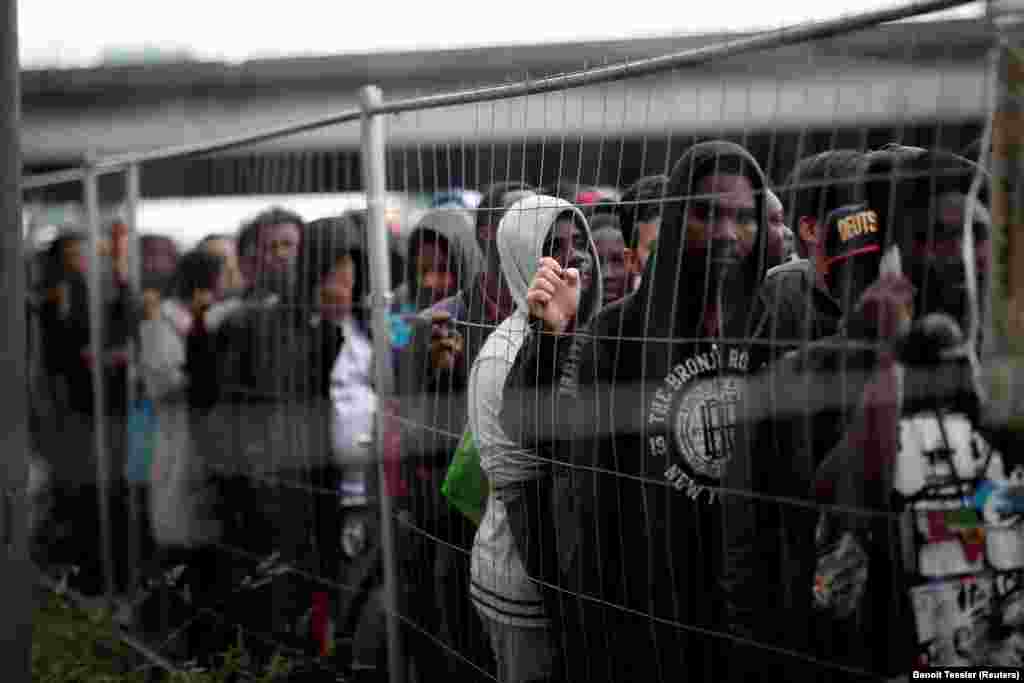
[21,18,992,197]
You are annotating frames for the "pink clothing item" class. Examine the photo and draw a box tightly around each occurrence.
[855,350,900,485]
[853,272,916,340]
[814,273,915,500]
[575,190,604,205]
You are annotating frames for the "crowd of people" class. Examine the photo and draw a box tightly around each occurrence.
[26,135,1023,683]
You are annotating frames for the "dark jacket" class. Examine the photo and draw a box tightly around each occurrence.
[748,258,842,371]
[500,141,771,683]
[733,323,876,683]
[758,309,1002,680]
[743,147,997,680]
[38,272,139,417]
[395,264,494,549]
[37,271,140,487]
[187,276,351,572]
[390,218,497,678]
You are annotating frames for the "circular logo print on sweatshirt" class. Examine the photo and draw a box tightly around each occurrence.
[648,346,750,504]
[673,375,744,482]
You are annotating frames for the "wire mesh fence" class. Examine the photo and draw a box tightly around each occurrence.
[22,1,1024,681]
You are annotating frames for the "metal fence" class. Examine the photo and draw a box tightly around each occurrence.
[22,0,1024,680]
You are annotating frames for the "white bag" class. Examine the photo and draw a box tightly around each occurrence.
[140,313,222,548]
[149,401,221,548]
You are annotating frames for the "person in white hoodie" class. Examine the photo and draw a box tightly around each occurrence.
[137,248,228,655]
[141,249,227,552]
[468,195,603,683]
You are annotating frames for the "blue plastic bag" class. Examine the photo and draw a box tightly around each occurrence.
[125,397,156,485]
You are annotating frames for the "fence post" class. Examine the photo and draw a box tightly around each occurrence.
[84,163,117,606]
[123,162,142,595]
[0,0,33,678]
[125,164,141,292]
[990,0,1024,420]
[359,84,404,683]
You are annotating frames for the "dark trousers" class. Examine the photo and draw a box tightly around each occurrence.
[502,477,733,683]
[398,495,494,682]
[47,481,135,596]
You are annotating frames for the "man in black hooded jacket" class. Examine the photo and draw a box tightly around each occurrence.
[499,140,772,683]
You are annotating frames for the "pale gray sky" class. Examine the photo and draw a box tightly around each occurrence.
[18,0,983,69]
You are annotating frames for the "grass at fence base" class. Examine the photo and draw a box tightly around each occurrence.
[34,590,148,683]
[34,590,303,683]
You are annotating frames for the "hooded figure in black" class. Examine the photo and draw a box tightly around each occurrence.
[500,140,770,683]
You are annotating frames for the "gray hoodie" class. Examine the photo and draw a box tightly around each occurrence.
[393,208,483,315]
[468,195,602,628]
[470,195,603,488]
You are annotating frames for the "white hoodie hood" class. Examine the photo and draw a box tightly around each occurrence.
[495,194,603,318]
[469,195,602,488]
[467,195,604,624]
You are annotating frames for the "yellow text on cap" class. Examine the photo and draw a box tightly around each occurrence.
[838,209,879,243]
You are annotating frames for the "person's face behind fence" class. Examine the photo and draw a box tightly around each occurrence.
[141,237,179,292]
[203,237,245,294]
[252,222,301,295]
[318,254,357,323]
[414,236,457,305]
[543,217,594,295]
[684,174,757,289]
[596,231,627,305]
[259,222,301,273]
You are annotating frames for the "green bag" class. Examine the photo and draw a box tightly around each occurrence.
[441,429,489,526]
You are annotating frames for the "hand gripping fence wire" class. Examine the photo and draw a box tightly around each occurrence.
[21,0,1020,680]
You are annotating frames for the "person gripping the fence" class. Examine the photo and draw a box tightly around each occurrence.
[394,181,535,680]
[468,193,603,683]
[385,202,487,674]
[806,145,1008,676]
[732,144,1004,680]
[499,140,772,683]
